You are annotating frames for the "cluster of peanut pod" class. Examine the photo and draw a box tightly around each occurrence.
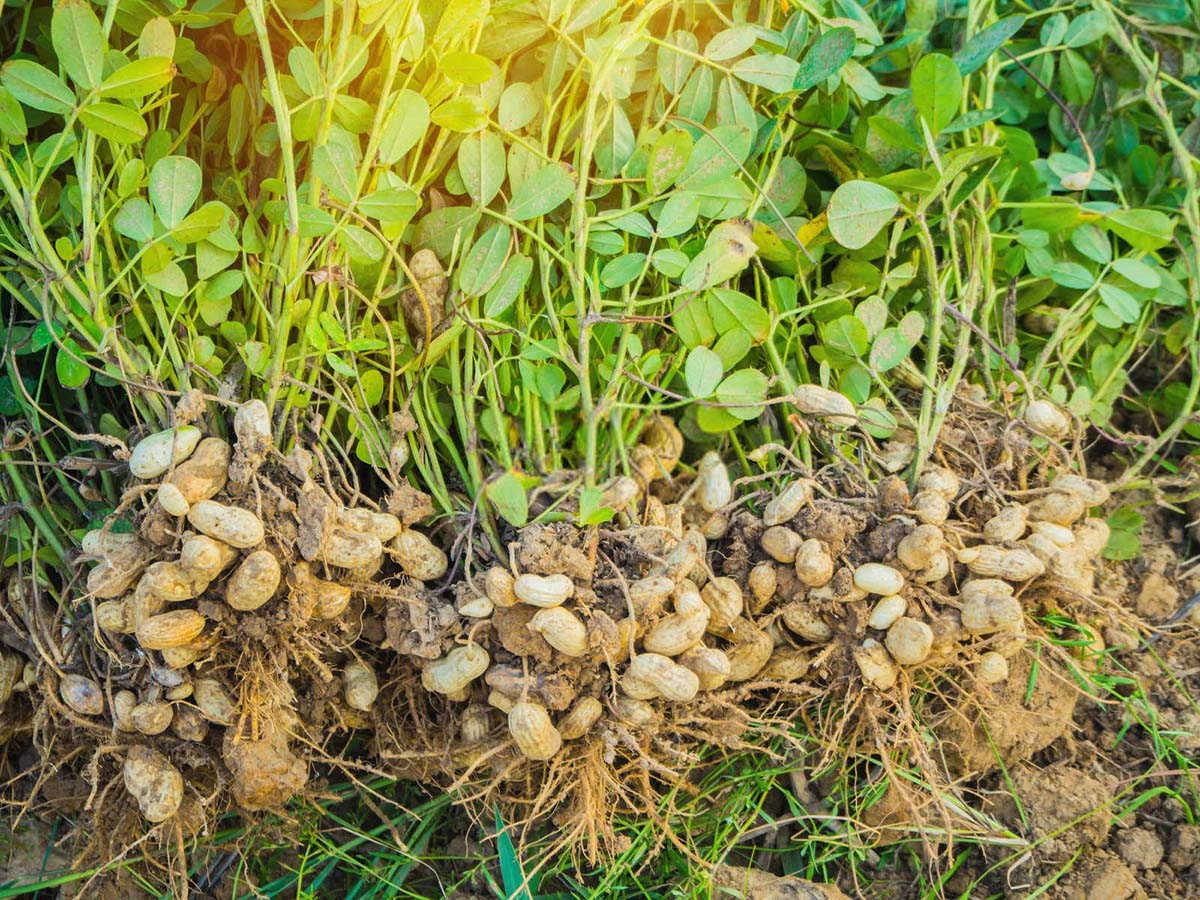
[74,401,443,824]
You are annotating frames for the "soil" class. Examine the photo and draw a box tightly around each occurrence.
[0,398,1198,898]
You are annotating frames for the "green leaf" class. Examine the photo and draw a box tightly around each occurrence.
[358,187,420,227]
[137,17,176,61]
[113,198,154,242]
[827,180,900,249]
[599,253,646,289]
[685,346,723,397]
[56,337,90,389]
[679,124,752,188]
[78,101,146,143]
[731,53,800,93]
[1,61,75,114]
[460,224,511,296]
[1098,283,1140,324]
[646,130,692,195]
[145,260,187,296]
[430,96,487,133]
[657,30,698,95]
[1069,224,1111,264]
[0,86,28,141]
[484,252,532,317]
[494,807,534,900]
[821,314,869,358]
[412,206,479,259]
[869,327,909,371]
[51,0,105,90]
[707,288,769,342]
[1104,209,1173,252]
[498,81,538,131]
[1048,261,1093,290]
[794,27,854,91]
[912,53,962,134]
[715,368,768,420]
[705,25,760,61]
[655,192,699,238]
[507,163,573,221]
[172,200,225,243]
[954,16,1025,75]
[1111,257,1160,289]
[339,225,384,263]
[149,155,202,228]
[457,131,506,207]
[313,141,357,205]
[1064,10,1107,47]
[441,50,496,85]
[378,90,429,164]
[203,269,243,303]
[99,57,174,100]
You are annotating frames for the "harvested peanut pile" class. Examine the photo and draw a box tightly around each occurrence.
[0,397,1150,875]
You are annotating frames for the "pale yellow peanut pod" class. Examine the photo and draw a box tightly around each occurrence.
[460,704,491,743]
[761,526,802,563]
[612,695,658,728]
[793,539,833,588]
[628,575,675,616]
[344,660,379,712]
[747,562,777,612]
[60,673,103,715]
[915,549,950,583]
[725,621,773,681]
[187,500,265,548]
[129,426,202,479]
[1074,518,1110,556]
[912,490,950,525]
[421,644,490,695]
[226,550,282,611]
[642,589,709,656]
[136,610,205,650]
[896,525,944,571]
[160,645,201,668]
[761,648,812,682]
[528,607,589,657]
[854,640,898,690]
[867,595,906,630]
[780,601,832,643]
[1050,474,1110,507]
[960,578,1014,604]
[677,645,731,691]
[792,384,856,426]
[983,505,1027,543]
[962,545,1045,581]
[916,466,960,500]
[167,437,230,504]
[513,573,573,607]
[485,566,517,608]
[393,529,448,581]
[95,599,134,633]
[976,651,1010,684]
[487,690,516,713]
[700,511,730,540]
[600,476,640,513]
[1024,399,1069,437]
[339,508,403,542]
[1026,491,1086,526]
[456,594,494,618]
[123,745,183,822]
[1030,521,1075,547]
[171,704,210,742]
[853,563,905,596]
[130,701,173,735]
[696,451,732,512]
[178,533,238,582]
[156,482,190,517]
[112,690,137,731]
[322,527,383,570]
[508,701,562,760]
[623,653,699,701]
[885,617,933,665]
[193,678,236,724]
[762,480,812,527]
[558,697,603,740]
[700,577,743,634]
[961,594,1023,634]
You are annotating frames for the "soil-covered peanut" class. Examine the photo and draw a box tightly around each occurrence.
[885,617,933,665]
[422,644,490,695]
[123,745,184,822]
[696,452,732,512]
[344,661,379,711]
[677,646,731,690]
[136,610,206,650]
[167,437,230,503]
[854,640,898,690]
[508,701,562,760]
[60,674,103,716]
[193,678,236,724]
[700,577,743,632]
[226,550,282,611]
[528,607,589,657]
[130,701,173,735]
[762,480,812,526]
[484,566,517,607]
[793,539,833,587]
[792,384,856,425]
[187,500,264,548]
[559,697,603,740]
